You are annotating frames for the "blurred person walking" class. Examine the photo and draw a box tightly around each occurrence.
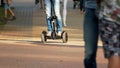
[3,0,16,21]
[96,0,120,68]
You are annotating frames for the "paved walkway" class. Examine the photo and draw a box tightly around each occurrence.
[0,0,102,46]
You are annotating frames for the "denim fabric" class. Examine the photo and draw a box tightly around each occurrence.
[83,8,99,68]
[4,3,9,10]
[85,0,97,9]
[44,0,62,32]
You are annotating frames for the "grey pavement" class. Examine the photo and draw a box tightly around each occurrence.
[0,0,102,46]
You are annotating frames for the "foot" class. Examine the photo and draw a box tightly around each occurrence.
[10,16,16,21]
[63,22,67,27]
[3,17,7,21]
[57,31,62,36]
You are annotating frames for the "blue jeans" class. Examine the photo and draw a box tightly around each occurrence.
[83,8,99,68]
[4,3,10,10]
[44,0,62,32]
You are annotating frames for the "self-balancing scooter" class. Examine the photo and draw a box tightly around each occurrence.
[41,16,68,43]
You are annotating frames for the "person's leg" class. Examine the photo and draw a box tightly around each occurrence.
[108,56,120,68]
[8,8,15,17]
[54,0,62,33]
[44,0,52,33]
[99,19,120,68]
[62,0,67,26]
[4,8,7,18]
[4,9,7,18]
[4,3,8,19]
[74,0,78,8]
[39,0,43,9]
[73,1,77,9]
[77,0,80,8]
[8,6,16,20]
[80,0,84,11]
[0,0,4,7]
[83,8,99,68]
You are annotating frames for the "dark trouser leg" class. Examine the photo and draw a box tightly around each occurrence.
[0,0,4,7]
[83,8,99,68]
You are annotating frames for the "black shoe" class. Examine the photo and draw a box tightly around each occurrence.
[11,16,16,21]
[3,17,7,21]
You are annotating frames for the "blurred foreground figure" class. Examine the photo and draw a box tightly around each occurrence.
[97,0,120,68]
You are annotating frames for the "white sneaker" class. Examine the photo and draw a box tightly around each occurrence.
[57,31,62,36]
[47,31,52,36]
